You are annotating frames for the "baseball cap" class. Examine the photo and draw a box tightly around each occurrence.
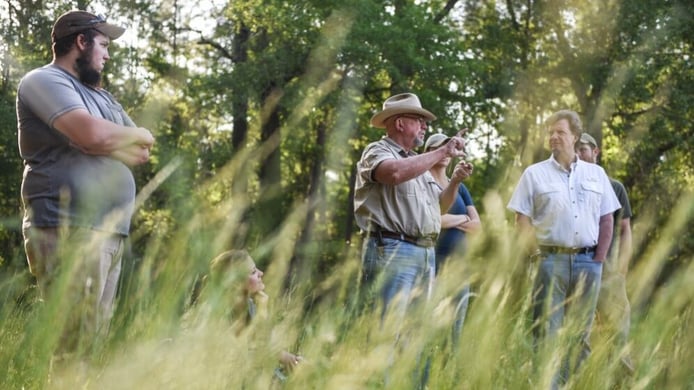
[52,10,125,42]
[579,133,598,147]
[424,133,450,150]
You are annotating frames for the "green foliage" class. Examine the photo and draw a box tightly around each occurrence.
[0,0,693,386]
[0,92,22,266]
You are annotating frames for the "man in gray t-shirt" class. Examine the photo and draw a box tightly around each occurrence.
[17,10,154,355]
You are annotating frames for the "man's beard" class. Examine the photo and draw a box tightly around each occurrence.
[75,47,101,87]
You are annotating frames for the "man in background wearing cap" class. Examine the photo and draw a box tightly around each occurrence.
[507,110,620,387]
[16,10,154,357]
[354,92,469,320]
[577,133,634,373]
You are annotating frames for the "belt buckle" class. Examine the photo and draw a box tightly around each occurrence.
[578,247,592,254]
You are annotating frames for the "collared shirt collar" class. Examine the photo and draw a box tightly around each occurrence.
[383,136,416,157]
[549,153,578,173]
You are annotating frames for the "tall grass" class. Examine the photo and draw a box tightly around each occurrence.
[0,150,692,390]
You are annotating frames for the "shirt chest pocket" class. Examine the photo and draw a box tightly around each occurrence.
[534,183,562,214]
[579,181,603,212]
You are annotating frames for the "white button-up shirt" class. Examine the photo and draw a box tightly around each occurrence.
[507,154,621,248]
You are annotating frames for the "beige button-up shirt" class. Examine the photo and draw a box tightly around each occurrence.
[354,137,442,238]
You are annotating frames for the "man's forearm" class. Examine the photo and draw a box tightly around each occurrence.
[375,148,448,185]
[54,109,154,154]
[515,213,537,255]
[82,123,154,154]
[594,214,614,262]
[439,177,462,212]
[618,218,633,275]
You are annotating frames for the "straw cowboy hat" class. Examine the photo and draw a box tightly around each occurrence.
[370,93,437,128]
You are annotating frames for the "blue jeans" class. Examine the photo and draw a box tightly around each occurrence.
[532,252,602,387]
[360,237,435,321]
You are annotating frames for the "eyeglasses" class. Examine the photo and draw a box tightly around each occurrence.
[69,14,107,28]
[398,115,429,126]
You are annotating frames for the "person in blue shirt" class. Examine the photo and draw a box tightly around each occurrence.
[425,133,480,343]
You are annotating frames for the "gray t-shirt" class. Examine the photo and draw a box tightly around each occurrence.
[608,178,632,259]
[17,64,136,235]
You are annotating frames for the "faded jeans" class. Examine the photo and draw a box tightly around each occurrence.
[532,252,602,388]
[360,237,435,321]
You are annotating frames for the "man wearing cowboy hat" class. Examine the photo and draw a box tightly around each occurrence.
[16,10,154,356]
[354,92,468,319]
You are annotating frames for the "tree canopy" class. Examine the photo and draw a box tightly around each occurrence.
[1,0,692,293]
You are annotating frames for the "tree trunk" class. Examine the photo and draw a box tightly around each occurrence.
[231,24,250,151]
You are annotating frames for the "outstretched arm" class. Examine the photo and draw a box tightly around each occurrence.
[374,135,466,185]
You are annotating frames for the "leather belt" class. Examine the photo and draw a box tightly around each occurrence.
[539,245,597,255]
[366,230,437,248]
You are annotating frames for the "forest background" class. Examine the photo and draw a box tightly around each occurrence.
[0,0,692,388]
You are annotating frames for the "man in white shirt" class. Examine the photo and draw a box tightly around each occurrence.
[508,110,620,387]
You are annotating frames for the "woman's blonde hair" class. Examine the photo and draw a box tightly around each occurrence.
[188,250,255,318]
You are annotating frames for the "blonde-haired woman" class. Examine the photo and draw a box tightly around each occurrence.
[188,249,303,379]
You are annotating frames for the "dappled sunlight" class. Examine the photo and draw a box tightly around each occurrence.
[0,0,692,389]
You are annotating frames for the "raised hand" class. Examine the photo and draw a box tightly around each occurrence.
[444,128,468,158]
[451,159,474,182]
